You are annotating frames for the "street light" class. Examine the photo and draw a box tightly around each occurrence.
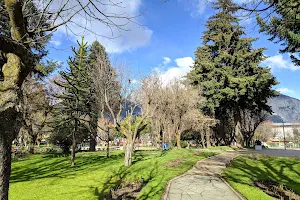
[274,113,286,150]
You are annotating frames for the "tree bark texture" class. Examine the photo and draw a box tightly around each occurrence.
[201,131,205,148]
[28,132,36,154]
[71,133,76,168]
[124,140,133,167]
[106,131,110,158]
[206,128,211,148]
[0,1,32,198]
[0,108,21,200]
[89,135,96,152]
[176,134,181,149]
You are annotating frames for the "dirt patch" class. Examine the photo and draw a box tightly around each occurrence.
[254,180,300,200]
[192,151,205,156]
[163,158,186,168]
[104,182,144,200]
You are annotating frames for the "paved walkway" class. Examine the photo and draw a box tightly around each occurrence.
[164,153,243,200]
[247,148,300,157]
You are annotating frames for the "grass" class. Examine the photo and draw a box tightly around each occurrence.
[223,154,300,200]
[10,149,214,200]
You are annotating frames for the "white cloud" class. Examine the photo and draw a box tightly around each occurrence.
[157,57,194,85]
[49,40,61,47]
[131,79,139,85]
[262,54,299,71]
[55,0,152,53]
[178,0,208,17]
[162,57,171,65]
[276,88,295,94]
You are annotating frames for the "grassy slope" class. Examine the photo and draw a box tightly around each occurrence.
[223,154,300,200]
[10,149,214,200]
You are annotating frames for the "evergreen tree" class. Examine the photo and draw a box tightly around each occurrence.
[89,40,120,156]
[187,0,278,146]
[256,0,300,66]
[52,37,91,167]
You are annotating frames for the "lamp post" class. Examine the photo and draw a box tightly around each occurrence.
[274,113,286,150]
[282,119,286,150]
[278,115,286,150]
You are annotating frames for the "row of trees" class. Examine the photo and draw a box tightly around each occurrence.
[47,38,215,167]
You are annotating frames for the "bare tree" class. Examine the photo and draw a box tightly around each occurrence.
[92,58,158,166]
[147,79,215,149]
[238,110,267,147]
[254,120,275,141]
[21,76,52,154]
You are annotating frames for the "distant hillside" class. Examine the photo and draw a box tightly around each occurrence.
[268,94,300,123]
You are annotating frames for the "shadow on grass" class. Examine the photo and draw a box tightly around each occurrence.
[10,152,124,183]
[94,161,161,200]
[224,155,300,194]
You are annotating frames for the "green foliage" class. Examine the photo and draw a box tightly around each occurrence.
[35,60,61,79]
[256,0,300,66]
[9,149,215,200]
[89,40,120,117]
[187,0,278,145]
[51,37,92,149]
[224,155,300,199]
[0,0,51,59]
[188,0,278,117]
[89,40,110,67]
[180,141,188,148]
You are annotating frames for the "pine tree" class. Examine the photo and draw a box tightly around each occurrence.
[187,0,278,146]
[256,0,300,66]
[52,37,91,167]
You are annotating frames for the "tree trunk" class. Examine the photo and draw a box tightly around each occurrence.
[0,0,29,198]
[235,120,244,147]
[201,131,205,148]
[234,112,244,147]
[124,139,133,167]
[176,134,181,149]
[28,142,34,154]
[36,140,40,148]
[0,108,21,200]
[71,133,76,167]
[0,132,12,200]
[89,135,96,152]
[106,131,110,158]
[28,133,36,154]
[206,128,211,148]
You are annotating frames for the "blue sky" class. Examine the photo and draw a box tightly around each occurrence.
[46,0,300,99]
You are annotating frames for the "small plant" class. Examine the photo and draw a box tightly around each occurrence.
[180,141,188,148]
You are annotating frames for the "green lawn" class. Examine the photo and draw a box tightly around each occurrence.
[223,154,300,200]
[10,149,214,200]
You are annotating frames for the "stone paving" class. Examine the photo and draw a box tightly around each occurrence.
[165,152,243,200]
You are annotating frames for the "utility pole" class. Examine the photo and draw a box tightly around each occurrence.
[282,119,286,150]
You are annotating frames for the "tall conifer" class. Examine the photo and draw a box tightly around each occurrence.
[187,0,278,145]
[52,37,91,166]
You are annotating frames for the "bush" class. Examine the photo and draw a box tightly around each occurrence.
[180,141,188,148]
[172,140,188,148]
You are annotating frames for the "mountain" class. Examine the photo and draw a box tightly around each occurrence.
[268,94,300,123]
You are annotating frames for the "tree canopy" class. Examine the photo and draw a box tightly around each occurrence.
[187,0,278,146]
